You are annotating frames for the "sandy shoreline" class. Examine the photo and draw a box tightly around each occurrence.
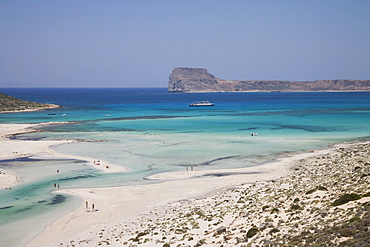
[26,157,294,247]
[26,141,369,247]
[0,123,126,189]
[25,143,359,247]
[1,123,369,246]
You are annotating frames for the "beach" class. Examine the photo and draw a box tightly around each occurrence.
[0,123,126,189]
[1,123,369,246]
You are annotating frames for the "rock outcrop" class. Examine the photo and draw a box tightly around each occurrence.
[168,68,370,92]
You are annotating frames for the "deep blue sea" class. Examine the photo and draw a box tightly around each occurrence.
[0,88,370,246]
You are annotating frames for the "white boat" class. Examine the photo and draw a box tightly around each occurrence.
[189,101,214,107]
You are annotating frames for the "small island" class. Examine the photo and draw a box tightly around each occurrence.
[0,92,62,113]
[168,67,370,93]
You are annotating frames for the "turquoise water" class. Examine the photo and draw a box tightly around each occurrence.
[0,88,370,246]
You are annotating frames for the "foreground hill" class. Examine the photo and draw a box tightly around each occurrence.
[0,92,61,113]
[168,68,370,92]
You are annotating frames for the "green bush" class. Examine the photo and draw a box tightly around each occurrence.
[332,193,361,206]
[339,226,356,237]
[306,189,316,195]
[349,216,361,223]
[291,204,302,210]
[362,191,370,197]
[246,227,259,238]
[270,208,280,214]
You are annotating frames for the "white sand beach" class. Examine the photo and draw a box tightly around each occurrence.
[28,141,370,247]
[26,160,290,246]
[1,123,369,246]
[25,143,355,246]
[0,123,126,189]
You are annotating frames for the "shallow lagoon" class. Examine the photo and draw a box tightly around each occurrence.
[0,88,370,246]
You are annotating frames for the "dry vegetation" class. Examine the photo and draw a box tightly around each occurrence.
[59,143,370,247]
[0,92,61,113]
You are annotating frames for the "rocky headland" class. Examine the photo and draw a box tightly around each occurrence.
[0,92,62,113]
[168,68,370,93]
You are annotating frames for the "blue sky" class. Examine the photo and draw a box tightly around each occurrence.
[1,0,369,87]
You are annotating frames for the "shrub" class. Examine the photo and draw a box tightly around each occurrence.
[306,186,327,195]
[316,186,328,191]
[246,227,259,238]
[331,193,361,206]
[306,189,316,195]
[353,166,361,172]
[349,216,361,223]
[339,226,356,237]
[291,204,302,210]
[362,191,370,197]
[136,232,147,238]
[271,208,280,214]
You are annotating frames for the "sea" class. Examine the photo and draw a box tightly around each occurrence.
[0,88,370,246]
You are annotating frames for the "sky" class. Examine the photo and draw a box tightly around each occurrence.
[0,0,369,88]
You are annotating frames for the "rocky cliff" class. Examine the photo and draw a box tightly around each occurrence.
[168,68,370,92]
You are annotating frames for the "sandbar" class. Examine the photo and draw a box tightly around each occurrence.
[0,123,126,189]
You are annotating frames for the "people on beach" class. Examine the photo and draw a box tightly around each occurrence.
[92,203,95,211]
[85,201,88,209]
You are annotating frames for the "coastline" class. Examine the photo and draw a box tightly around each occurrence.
[26,150,295,247]
[26,141,370,246]
[1,123,369,246]
[0,123,126,189]
[168,89,370,93]
[0,105,62,114]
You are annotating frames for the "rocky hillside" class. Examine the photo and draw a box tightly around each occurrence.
[168,68,370,92]
[0,92,61,113]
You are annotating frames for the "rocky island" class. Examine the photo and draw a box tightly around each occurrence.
[0,92,62,113]
[168,67,370,93]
